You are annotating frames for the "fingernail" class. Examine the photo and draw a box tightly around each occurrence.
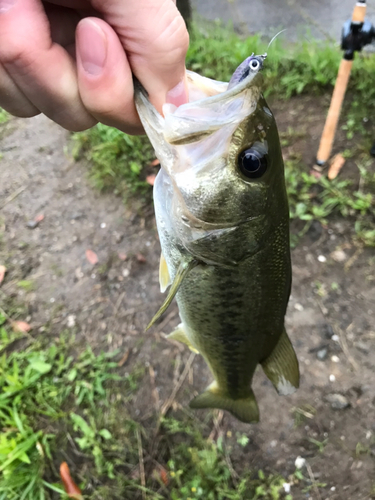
[0,0,16,13]
[77,19,107,76]
[166,77,189,108]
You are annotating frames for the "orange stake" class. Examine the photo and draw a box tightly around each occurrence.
[316,1,367,165]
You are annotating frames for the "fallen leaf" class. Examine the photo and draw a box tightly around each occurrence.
[118,349,131,367]
[146,174,156,186]
[328,153,345,180]
[60,462,83,500]
[160,467,169,486]
[150,158,160,167]
[118,252,127,261]
[310,169,322,180]
[12,320,31,333]
[0,265,6,285]
[85,249,98,265]
[35,214,44,223]
[136,253,147,263]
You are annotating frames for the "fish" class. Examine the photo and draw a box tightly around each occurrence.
[134,53,299,424]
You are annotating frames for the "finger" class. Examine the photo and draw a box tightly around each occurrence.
[0,63,40,117]
[76,18,143,134]
[0,0,96,131]
[91,0,190,113]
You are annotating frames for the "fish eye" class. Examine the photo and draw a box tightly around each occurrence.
[249,59,260,71]
[238,148,268,179]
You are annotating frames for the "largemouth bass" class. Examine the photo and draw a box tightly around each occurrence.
[135,54,299,424]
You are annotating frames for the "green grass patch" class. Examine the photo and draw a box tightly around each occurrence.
[0,109,10,125]
[72,123,154,201]
[0,304,327,499]
[286,158,375,246]
[17,280,35,292]
[0,308,142,499]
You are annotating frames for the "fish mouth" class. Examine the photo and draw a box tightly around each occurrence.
[134,63,263,159]
[162,69,263,147]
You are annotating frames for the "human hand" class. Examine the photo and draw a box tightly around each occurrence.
[0,0,189,133]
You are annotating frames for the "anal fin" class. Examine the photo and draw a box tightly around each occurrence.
[261,329,299,396]
[189,383,259,424]
[167,323,199,353]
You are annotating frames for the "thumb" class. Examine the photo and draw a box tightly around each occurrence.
[91,0,189,112]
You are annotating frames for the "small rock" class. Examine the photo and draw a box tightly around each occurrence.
[322,324,334,339]
[282,483,291,494]
[137,253,147,263]
[326,393,350,410]
[75,267,84,280]
[71,212,84,220]
[26,220,39,229]
[294,303,304,312]
[113,231,124,243]
[100,222,107,229]
[67,315,76,328]
[331,355,340,363]
[317,348,328,361]
[329,374,336,382]
[331,250,347,263]
[318,255,327,263]
[354,341,370,354]
[295,456,306,469]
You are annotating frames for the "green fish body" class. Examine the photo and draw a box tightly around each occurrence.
[135,55,299,423]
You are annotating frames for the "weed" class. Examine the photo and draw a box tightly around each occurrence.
[285,158,375,246]
[0,313,136,499]
[0,109,9,125]
[72,123,154,201]
[17,280,35,292]
[307,437,328,454]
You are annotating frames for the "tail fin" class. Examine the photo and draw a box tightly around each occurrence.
[261,329,299,396]
[189,385,259,424]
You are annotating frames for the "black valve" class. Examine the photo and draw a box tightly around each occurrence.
[341,17,375,60]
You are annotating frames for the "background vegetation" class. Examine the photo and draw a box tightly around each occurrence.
[3,19,375,499]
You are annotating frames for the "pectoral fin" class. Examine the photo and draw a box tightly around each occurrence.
[159,253,171,293]
[146,259,199,331]
[261,329,299,396]
[167,323,199,353]
[189,382,259,424]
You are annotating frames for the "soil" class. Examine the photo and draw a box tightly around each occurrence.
[1,95,375,500]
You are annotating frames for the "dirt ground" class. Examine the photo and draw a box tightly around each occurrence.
[1,96,375,500]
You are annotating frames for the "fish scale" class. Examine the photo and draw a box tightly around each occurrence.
[135,55,299,423]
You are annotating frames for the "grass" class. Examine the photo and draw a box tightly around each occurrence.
[72,123,154,202]
[286,157,375,246]
[0,109,9,125]
[0,304,328,500]
[0,308,141,499]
